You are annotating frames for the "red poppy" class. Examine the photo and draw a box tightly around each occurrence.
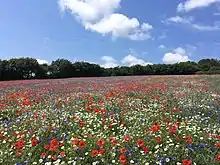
[185,136,192,143]
[72,138,80,145]
[151,122,160,132]
[182,159,192,165]
[60,152,65,157]
[50,138,57,146]
[92,150,99,157]
[124,135,131,142]
[97,139,105,147]
[156,137,162,143]
[216,142,220,149]
[99,148,105,155]
[175,137,181,141]
[16,149,23,157]
[41,152,47,158]
[143,147,149,153]
[118,155,127,164]
[121,148,126,153]
[137,139,144,147]
[31,139,38,147]
[79,140,85,148]
[49,144,58,151]
[169,125,177,134]
[216,154,220,162]
[14,140,25,149]
[44,144,49,150]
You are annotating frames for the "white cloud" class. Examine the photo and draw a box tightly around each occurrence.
[37,59,48,65]
[121,54,152,66]
[101,56,118,68]
[167,16,193,24]
[173,47,186,55]
[59,0,153,40]
[162,47,190,64]
[158,45,166,49]
[166,16,220,31]
[177,0,220,12]
[191,24,220,31]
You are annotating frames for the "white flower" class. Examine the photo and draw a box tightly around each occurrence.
[130,160,135,163]
[39,159,43,163]
[166,158,170,162]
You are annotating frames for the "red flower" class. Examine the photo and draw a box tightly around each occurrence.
[41,152,47,158]
[0,134,3,139]
[31,139,38,147]
[14,140,25,149]
[49,144,58,151]
[182,159,192,165]
[118,155,127,164]
[124,135,131,142]
[216,142,220,149]
[72,138,79,145]
[151,122,160,132]
[143,147,149,153]
[185,136,192,143]
[50,138,57,146]
[121,148,127,153]
[92,150,99,157]
[60,152,65,157]
[99,148,105,155]
[216,154,220,162]
[156,137,162,143]
[137,139,144,147]
[175,137,181,141]
[44,144,49,150]
[169,125,177,134]
[79,140,85,148]
[97,139,105,147]
[16,149,23,157]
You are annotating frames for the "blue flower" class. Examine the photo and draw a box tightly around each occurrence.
[199,143,206,148]
[140,119,144,123]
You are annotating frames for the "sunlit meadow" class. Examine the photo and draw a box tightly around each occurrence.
[0,75,220,165]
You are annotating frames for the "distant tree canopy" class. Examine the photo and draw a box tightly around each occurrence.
[0,58,219,80]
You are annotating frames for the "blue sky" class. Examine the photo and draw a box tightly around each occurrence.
[0,0,220,67]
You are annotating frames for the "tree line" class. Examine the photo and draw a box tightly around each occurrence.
[0,58,219,80]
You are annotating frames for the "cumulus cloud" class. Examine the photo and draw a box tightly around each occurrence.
[121,54,152,66]
[166,16,220,31]
[37,59,49,65]
[158,45,166,49]
[162,47,190,64]
[167,16,193,24]
[59,0,153,40]
[177,0,220,12]
[101,56,118,68]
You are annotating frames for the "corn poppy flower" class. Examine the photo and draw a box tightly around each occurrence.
[118,155,127,164]
[92,150,99,157]
[137,139,144,147]
[182,159,192,165]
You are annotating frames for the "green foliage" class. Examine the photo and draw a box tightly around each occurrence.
[0,58,219,80]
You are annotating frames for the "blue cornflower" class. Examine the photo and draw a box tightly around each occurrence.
[199,143,206,148]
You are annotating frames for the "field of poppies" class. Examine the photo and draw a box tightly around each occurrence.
[0,75,220,165]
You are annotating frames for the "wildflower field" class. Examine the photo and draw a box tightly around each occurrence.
[0,75,220,165]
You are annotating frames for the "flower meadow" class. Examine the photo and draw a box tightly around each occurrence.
[0,75,220,165]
